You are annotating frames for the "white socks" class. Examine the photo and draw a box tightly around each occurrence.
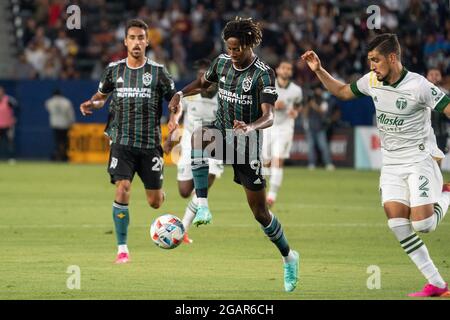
[197,197,208,207]
[282,250,297,263]
[412,192,449,233]
[433,192,449,228]
[388,218,446,288]
[118,244,129,254]
[182,195,198,233]
[268,167,283,200]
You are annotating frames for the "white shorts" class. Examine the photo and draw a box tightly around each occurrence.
[379,156,443,207]
[262,127,294,161]
[177,130,224,181]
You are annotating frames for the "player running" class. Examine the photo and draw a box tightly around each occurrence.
[262,59,303,207]
[168,17,299,292]
[302,33,450,297]
[164,59,224,244]
[80,19,179,264]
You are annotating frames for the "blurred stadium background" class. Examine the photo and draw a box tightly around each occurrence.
[0,0,449,169]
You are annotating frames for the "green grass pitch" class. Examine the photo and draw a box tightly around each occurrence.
[1,162,449,299]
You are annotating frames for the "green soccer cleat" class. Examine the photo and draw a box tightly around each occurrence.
[192,206,212,227]
[284,250,300,292]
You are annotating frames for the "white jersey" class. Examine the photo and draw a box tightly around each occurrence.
[182,93,218,133]
[273,80,303,129]
[351,69,450,165]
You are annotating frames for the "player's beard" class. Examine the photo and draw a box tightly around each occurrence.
[130,48,143,59]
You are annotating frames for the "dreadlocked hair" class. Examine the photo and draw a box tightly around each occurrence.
[222,17,262,49]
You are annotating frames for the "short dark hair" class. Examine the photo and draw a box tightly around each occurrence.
[193,58,211,70]
[222,17,262,49]
[125,19,148,37]
[367,33,401,58]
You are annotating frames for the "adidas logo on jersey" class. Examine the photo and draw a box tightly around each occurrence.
[220,76,226,83]
[117,77,124,83]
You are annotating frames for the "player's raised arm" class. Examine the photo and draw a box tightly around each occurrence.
[167,97,183,136]
[168,75,211,114]
[301,50,355,101]
[80,91,109,116]
[164,101,183,154]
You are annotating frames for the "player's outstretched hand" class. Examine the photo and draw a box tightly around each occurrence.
[233,120,252,135]
[80,100,94,116]
[301,50,321,72]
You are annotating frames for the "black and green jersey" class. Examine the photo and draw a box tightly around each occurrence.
[99,58,176,149]
[204,54,278,134]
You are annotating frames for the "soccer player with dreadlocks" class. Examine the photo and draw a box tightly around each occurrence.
[168,17,299,292]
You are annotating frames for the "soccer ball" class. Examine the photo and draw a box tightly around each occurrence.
[150,214,185,249]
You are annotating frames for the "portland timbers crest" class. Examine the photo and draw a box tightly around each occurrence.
[395,97,407,110]
[143,72,152,86]
[242,76,252,92]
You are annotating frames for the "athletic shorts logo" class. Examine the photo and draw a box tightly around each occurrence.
[242,76,252,92]
[143,72,152,86]
[110,157,118,169]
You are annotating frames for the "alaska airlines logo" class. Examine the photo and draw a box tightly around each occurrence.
[395,97,407,110]
[377,113,404,126]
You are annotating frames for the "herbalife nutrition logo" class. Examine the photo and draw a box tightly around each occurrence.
[377,113,404,127]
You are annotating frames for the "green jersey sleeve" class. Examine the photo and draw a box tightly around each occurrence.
[258,68,278,105]
[98,64,115,95]
[418,78,450,113]
[204,56,220,83]
[350,72,372,97]
[160,66,176,101]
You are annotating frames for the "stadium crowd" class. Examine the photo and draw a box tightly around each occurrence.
[11,0,450,92]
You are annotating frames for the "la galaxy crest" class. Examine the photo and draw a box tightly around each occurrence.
[143,72,152,86]
[242,76,252,92]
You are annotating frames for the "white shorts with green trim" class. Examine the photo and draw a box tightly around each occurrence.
[380,156,443,207]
